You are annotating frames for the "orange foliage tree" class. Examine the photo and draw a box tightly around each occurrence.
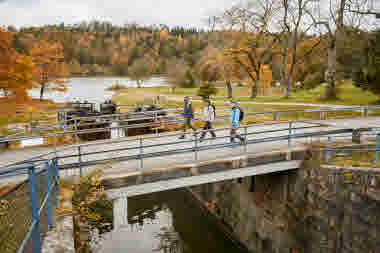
[29,40,68,100]
[0,28,36,100]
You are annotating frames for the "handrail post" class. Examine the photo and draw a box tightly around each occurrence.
[374,134,380,168]
[244,126,248,154]
[52,159,58,205]
[78,146,83,177]
[194,134,198,161]
[74,119,79,143]
[325,136,332,163]
[28,166,41,253]
[287,122,292,160]
[44,161,53,229]
[139,138,143,170]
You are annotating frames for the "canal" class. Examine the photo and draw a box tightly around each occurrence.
[98,189,249,253]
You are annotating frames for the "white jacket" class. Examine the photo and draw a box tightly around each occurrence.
[203,105,215,122]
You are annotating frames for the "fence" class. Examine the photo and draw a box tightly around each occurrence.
[0,160,59,253]
[2,104,380,146]
[316,133,380,168]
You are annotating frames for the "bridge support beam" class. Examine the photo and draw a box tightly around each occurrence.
[113,197,129,229]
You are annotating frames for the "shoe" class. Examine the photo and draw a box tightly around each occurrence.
[178,135,185,139]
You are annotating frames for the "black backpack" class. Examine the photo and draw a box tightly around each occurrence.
[211,104,216,119]
[237,107,244,121]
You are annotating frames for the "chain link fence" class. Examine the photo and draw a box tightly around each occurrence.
[0,161,59,253]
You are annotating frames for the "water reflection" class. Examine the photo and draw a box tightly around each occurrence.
[99,189,248,253]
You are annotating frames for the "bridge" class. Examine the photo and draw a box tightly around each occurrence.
[2,105,380,253]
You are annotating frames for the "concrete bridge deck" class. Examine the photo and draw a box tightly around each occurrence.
[1,116,380,186]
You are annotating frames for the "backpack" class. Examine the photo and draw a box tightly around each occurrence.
[237,107,244,121]
[211,104,216,119]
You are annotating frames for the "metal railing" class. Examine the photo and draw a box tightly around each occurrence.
[0,160,59,253]
[1,105,380,146]
[315,133,380,168]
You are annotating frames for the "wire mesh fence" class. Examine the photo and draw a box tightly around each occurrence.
[0,161,59,253]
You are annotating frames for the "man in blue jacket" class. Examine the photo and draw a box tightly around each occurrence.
[179,96,197,139]
[230,100,245,144]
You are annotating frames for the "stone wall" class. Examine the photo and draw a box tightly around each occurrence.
[189,157,380,253]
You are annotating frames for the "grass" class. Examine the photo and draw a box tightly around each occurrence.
[328,151,380,168]
[114,81,379,107]
[0,98,60,135]
[242,81,379,105]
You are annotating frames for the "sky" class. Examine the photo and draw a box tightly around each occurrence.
[0,0,241,28]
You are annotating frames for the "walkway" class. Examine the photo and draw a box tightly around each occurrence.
[1,116,379,186]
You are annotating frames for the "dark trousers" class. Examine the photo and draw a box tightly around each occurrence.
[230,128,244,143]
[181,118,196,134]
[200,121,216,139]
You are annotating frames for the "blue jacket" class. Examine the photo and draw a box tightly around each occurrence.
[183,102,194,119]
[230,107,240,127]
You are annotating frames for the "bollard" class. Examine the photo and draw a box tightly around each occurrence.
[44,161,53,229]
[374,134,380,168]
[139,138,143,170]
[28,166,41,253]
[325,136,332,163]
[273,112,280,121]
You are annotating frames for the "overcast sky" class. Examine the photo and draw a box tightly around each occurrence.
[0,0,241,28]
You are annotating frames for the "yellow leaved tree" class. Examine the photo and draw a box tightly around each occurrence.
[0,28,36,101]
[29,40,68,100]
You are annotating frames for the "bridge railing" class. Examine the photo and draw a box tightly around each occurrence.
[312,133,380,168]
[42,121,340,177]
[1,105,380,146]
[0,160,59,253]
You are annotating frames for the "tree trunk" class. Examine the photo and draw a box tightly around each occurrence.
[324,44,337,100]
[251,80,258,98]
[40,84,46,101]
[226,80,233,98]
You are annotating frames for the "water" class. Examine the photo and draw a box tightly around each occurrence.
[28,76,169,103]
[99,189,248,253]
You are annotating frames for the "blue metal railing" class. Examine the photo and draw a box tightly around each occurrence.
[0,159,59,253]
[314,133,380,168]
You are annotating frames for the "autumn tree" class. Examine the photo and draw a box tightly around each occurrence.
[0,28,36,100]
[221,0,279,98]
[198,45,239,98]
[29,40,68,100]
[353,29,380,95]
[127,57,153,88]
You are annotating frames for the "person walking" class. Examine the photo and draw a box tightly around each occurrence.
[179,96,197,139]
[199,99,216,142]
[230,100,245,144]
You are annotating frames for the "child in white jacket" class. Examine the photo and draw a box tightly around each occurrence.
[199,99,216,142]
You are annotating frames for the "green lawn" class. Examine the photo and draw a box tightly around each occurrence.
[114,81,379,106]
[240,82,379,106]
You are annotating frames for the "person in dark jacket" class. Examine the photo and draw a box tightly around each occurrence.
[179,96,197,139]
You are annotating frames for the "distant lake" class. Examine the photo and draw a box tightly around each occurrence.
[28,76,169,103]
